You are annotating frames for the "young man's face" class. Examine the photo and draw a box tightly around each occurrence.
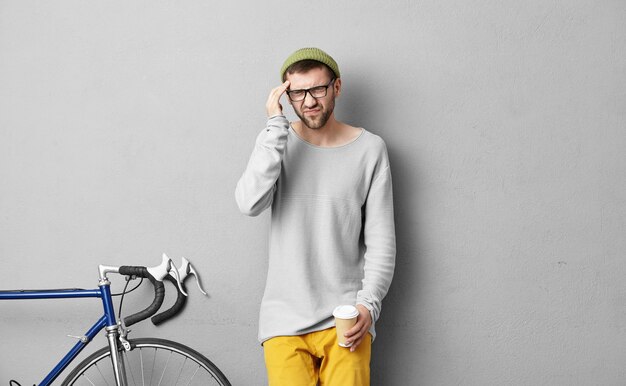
[286,66,341,130]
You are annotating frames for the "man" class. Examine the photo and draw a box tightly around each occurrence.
[235,47,396,385]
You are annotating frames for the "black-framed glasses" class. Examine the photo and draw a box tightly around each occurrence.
[286,78,336,102]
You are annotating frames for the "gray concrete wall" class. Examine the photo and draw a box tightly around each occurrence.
[1,1,624,384]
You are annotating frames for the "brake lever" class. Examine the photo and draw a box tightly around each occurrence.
[148,253,188,296]
[187,260,208,296]
[170,257,208,296]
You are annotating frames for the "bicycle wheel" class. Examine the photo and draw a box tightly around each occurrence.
[61,338,231,386]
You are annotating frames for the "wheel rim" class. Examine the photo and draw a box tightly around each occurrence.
[65,340,228,386]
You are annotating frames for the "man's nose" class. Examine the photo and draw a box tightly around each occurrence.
[303,91,318,107]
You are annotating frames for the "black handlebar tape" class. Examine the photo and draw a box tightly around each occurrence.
[118,266,165,327]
[151,275,188,326]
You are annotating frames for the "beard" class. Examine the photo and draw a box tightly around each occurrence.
[294,98,335,130]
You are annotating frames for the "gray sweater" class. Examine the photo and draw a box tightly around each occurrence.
[236,115,396,343]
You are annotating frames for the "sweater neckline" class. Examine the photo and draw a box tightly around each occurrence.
[289,123,366,149]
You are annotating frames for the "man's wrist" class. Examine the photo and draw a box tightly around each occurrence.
[356,302,375,323]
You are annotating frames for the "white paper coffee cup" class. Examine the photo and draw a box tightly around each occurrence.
[333,305,359,347]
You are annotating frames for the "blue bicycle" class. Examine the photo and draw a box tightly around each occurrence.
[0,254,231,386]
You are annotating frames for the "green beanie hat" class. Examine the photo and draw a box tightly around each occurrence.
[280,47,340,81]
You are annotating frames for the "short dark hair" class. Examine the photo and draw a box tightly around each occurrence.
[282,60,335,82]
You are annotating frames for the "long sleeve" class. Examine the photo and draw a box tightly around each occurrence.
[356,161,396,323]
[246,127,395,343]
[235,115,290,216]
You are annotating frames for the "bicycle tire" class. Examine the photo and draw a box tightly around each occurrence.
[61,337,231,386]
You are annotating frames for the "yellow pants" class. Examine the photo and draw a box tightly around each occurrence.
[263,327,371,386]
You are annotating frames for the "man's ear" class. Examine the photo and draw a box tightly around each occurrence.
[334,78,342,98]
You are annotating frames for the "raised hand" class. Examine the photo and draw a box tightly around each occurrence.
[266,80,290,117]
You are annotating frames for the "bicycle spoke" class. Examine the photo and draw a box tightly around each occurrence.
[95,363,110,386]
[122,349,138,386]
[185,366,201,386]
[81,373,96,386]
[157,350,173,386]
[174,357,187,385]
[139,347,145,386]
[150,348,157,386]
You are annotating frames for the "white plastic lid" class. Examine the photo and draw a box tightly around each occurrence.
[333,305,359,319]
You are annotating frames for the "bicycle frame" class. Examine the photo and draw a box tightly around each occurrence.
[0,280,126,386]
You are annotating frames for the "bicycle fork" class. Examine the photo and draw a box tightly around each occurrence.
[105,325,129,386]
